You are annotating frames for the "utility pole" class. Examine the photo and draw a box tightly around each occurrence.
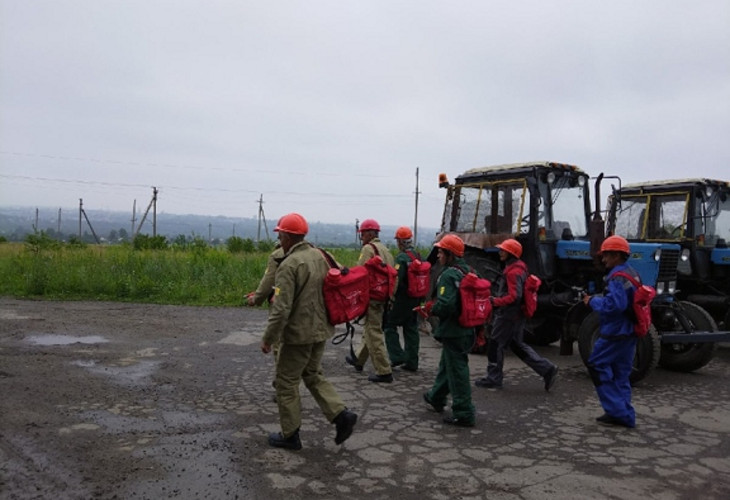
[256,194,269,242]
[78,198,100,243]
[34,208,39,233]
[134,187,157,237]
[152,187,158,237]
[131,199,136,237]
[414,167,421,247]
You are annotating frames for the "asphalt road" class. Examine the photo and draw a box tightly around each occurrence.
[1,298,729,499]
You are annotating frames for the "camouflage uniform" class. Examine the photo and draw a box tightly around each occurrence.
[250,245,285,306]
[351,238,395,377]
[262,240,348,438]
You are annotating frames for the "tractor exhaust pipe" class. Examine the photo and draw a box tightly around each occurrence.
[590,173,606,263]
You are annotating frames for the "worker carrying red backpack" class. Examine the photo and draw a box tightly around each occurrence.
[610,271,656,337]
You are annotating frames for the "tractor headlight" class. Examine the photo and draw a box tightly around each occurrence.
[656,282,665,295]
[654,249,662,261]
[668,281,676,294]
[677,249,692,276]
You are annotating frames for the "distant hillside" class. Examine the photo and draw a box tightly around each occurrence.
[0,206,440,247]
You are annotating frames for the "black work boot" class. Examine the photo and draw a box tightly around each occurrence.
[367,373,393,383]
[345,354,363,372]
[268,430,302,450]
[423,392,444,413]
[334,409,358,445]
[544,366,559,392]
[442,414,475,427]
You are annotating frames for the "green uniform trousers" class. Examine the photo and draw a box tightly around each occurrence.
[275,341,346,437]
[384,310,420,369]
[426,335,475,422]
[353,300,392,376]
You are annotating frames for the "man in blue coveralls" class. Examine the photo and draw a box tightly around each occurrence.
[583,235,639,428]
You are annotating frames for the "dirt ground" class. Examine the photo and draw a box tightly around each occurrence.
[1,298,729,500]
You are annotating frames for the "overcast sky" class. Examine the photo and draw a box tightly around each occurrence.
[1,1,729,229]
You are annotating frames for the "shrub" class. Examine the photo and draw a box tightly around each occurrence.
[133,234,168,250]
[226,236,245,254]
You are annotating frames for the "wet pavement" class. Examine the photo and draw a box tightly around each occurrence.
[0,298,729,499]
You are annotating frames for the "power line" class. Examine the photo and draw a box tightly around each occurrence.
[0,150,391,179]
[0,173,411,200]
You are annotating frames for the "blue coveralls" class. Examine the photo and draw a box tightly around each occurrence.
[587,263,638,428]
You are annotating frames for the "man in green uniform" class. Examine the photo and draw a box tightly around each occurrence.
[422,234,476,427]
[247,243,284,308]
[345,218,396,383]
[384,226,422,372]
[261,213,357,450]
[247,242,286,399]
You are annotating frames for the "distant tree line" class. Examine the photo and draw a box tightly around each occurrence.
[12,229,280,254]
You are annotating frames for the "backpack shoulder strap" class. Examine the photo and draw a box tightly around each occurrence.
[315,246,338,269]
[450,264,473,276]
[405,249,422,262]
[612,270,640,288]
[368,242,380,256]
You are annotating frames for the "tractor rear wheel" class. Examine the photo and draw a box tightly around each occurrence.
[577,311,660,385]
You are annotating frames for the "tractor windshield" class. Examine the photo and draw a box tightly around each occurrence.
[544,175,589,239]
[447,172,588,239]
[452,179,527,234]
[613,193,689,241]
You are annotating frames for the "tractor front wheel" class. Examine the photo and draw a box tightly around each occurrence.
[656,301,716,373]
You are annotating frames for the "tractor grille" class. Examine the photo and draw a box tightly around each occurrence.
[658,249,679,282]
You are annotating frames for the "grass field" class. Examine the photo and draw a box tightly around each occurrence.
[0,241,365,306]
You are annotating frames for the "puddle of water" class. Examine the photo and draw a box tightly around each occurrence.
[26,334,109,346]
[0,310,31,320]
[218,330,260,346]
[71,359,160,385]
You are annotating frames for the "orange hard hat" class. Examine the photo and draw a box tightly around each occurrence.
[600,235,630,255]
[359,219,381,232]
[497,238,523,258]
[394,226,413,239]
[434,234,465,257]
[274,213,308,235]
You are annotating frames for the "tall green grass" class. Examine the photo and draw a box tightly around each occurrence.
[0,242,362,306]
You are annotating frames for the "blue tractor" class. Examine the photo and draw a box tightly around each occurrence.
[604,178,730,374]
[432,162,725,383]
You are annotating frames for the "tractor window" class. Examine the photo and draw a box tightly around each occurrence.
[613,196,648,239]
[646,194,688,239]
[454,185,482,232]
[706,192,730,245]
[615,193,689,240]
[453,181,527,234]
[549,178,588,238]
[500,183,527,234]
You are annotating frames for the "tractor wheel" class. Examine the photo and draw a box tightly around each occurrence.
[658,301,717,373]
[524,317,561,346]
[577,311,660,385]
[463,251,502,283]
